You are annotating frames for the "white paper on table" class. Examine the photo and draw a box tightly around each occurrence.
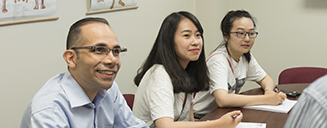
[236,122,266,128]
[243,99,297,113]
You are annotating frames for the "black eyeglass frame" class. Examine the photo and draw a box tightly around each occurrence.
[71,46,127,56]
[230,31,259,39]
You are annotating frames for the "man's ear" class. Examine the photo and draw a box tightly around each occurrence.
[63,50,77,68]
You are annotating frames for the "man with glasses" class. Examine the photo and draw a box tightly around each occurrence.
[20,17,148,128]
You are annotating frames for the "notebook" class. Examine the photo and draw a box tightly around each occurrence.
[243,99,297,113]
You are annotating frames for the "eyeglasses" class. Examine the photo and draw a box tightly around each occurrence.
[71,46,127,57]
[230,31,258,39]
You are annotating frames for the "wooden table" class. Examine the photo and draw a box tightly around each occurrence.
[199,83,309,128]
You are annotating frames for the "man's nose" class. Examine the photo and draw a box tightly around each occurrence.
[102,50,117,64]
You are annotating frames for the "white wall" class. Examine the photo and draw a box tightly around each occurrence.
[195,0,228,57]
[1,0,327,127]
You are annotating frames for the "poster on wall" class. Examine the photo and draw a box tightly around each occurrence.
[87,0,138,15]
[0,0,57,26]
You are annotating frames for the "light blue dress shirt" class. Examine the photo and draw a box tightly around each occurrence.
[20,71,148,128]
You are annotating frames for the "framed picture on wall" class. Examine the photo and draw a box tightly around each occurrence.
[87,0,138,15]
[0,0,58,26]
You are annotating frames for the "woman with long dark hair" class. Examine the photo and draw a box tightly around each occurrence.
[133,11,242,128]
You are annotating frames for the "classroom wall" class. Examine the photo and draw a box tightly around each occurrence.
[1,0,327,127]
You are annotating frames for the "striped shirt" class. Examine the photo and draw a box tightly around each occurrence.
[284,74,327,128]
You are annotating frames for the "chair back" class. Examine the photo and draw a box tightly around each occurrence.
[278,67,327,84]
[123,94,135,110]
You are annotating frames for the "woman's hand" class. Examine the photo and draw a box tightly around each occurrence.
[214,110,242,128]
[264,91,287,105]
[155,111,243,128]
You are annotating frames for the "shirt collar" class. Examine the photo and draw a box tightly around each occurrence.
[61,71,93,108]
[93,89,107,107]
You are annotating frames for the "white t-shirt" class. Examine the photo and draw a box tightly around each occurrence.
[193,47,266,119]
[133,64,193,128]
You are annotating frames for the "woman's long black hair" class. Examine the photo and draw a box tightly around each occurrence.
[134,11,210,93]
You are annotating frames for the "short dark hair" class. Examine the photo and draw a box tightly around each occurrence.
[216,10,256,62]
[134,11,210,93]
[66,17,110,50]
